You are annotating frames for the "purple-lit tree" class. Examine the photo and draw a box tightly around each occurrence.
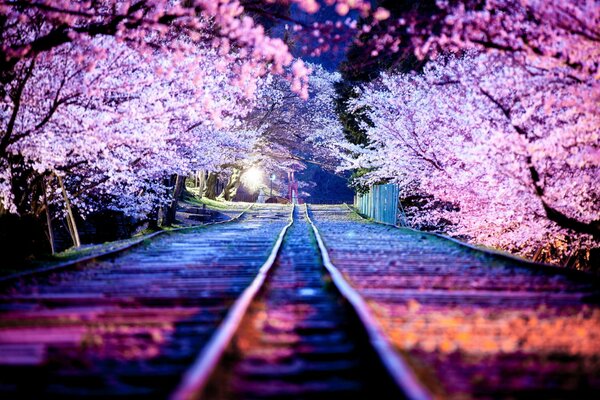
[0,0,311,231]
[0,33,265,242]
[213,62,345,201]
[343,52,599,263]
[405,0,599,82]
[0,0,367,232]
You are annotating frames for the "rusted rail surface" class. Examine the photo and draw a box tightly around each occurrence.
[308,204,600,399]
[197,205,401,400]
[0,205,291,398]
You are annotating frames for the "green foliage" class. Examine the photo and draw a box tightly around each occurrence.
[348,169,371,193]
[183,191,231,210]
[334,81,371,146]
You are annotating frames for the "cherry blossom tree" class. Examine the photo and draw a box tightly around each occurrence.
[4,0,595,261]
[0,0,312,95]
[215,62,345,201]
[252,63,345,166]
[404,0,600,82]
[327,0,599,266]
[0,0,376,223]
[342,52,599,264]
[0,32,265,246]
[0,1,304,219]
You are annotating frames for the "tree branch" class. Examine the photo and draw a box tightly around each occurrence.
[478,86,600,239]
[1,57,36,156]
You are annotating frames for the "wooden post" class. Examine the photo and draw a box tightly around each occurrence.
[199,172,204,197]
[55,172,81,248]
[532,246,544,262]
[43,177,56,255]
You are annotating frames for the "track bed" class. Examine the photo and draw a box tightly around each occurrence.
[0,206,290,398]
[308,205,600,399]
[204,207,399,399]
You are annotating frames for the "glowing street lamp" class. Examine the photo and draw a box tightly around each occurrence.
[242,167,263,192]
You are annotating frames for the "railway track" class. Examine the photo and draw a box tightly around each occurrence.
[0,205,290,398]
[186,205,404,400]
[2,202,598,399]
[308,204,600,399]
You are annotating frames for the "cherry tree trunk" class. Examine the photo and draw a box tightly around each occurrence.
[218,168,242,201]
[203,173,219,199]
[43,178,55,254]
[146,206,160,231]
[163,174,185,226]
[196,171,207,195]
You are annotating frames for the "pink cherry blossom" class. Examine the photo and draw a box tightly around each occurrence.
[340,52,599,260]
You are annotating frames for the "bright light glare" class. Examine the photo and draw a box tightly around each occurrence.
[242,167,263,191]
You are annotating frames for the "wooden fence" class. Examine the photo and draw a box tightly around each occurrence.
[355,184,407,226]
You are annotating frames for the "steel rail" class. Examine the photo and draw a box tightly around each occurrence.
[170,204,295,400]
[304,204,433,400]
[0,204,253,285]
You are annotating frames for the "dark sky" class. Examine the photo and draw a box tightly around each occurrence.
[271,3,360,71]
